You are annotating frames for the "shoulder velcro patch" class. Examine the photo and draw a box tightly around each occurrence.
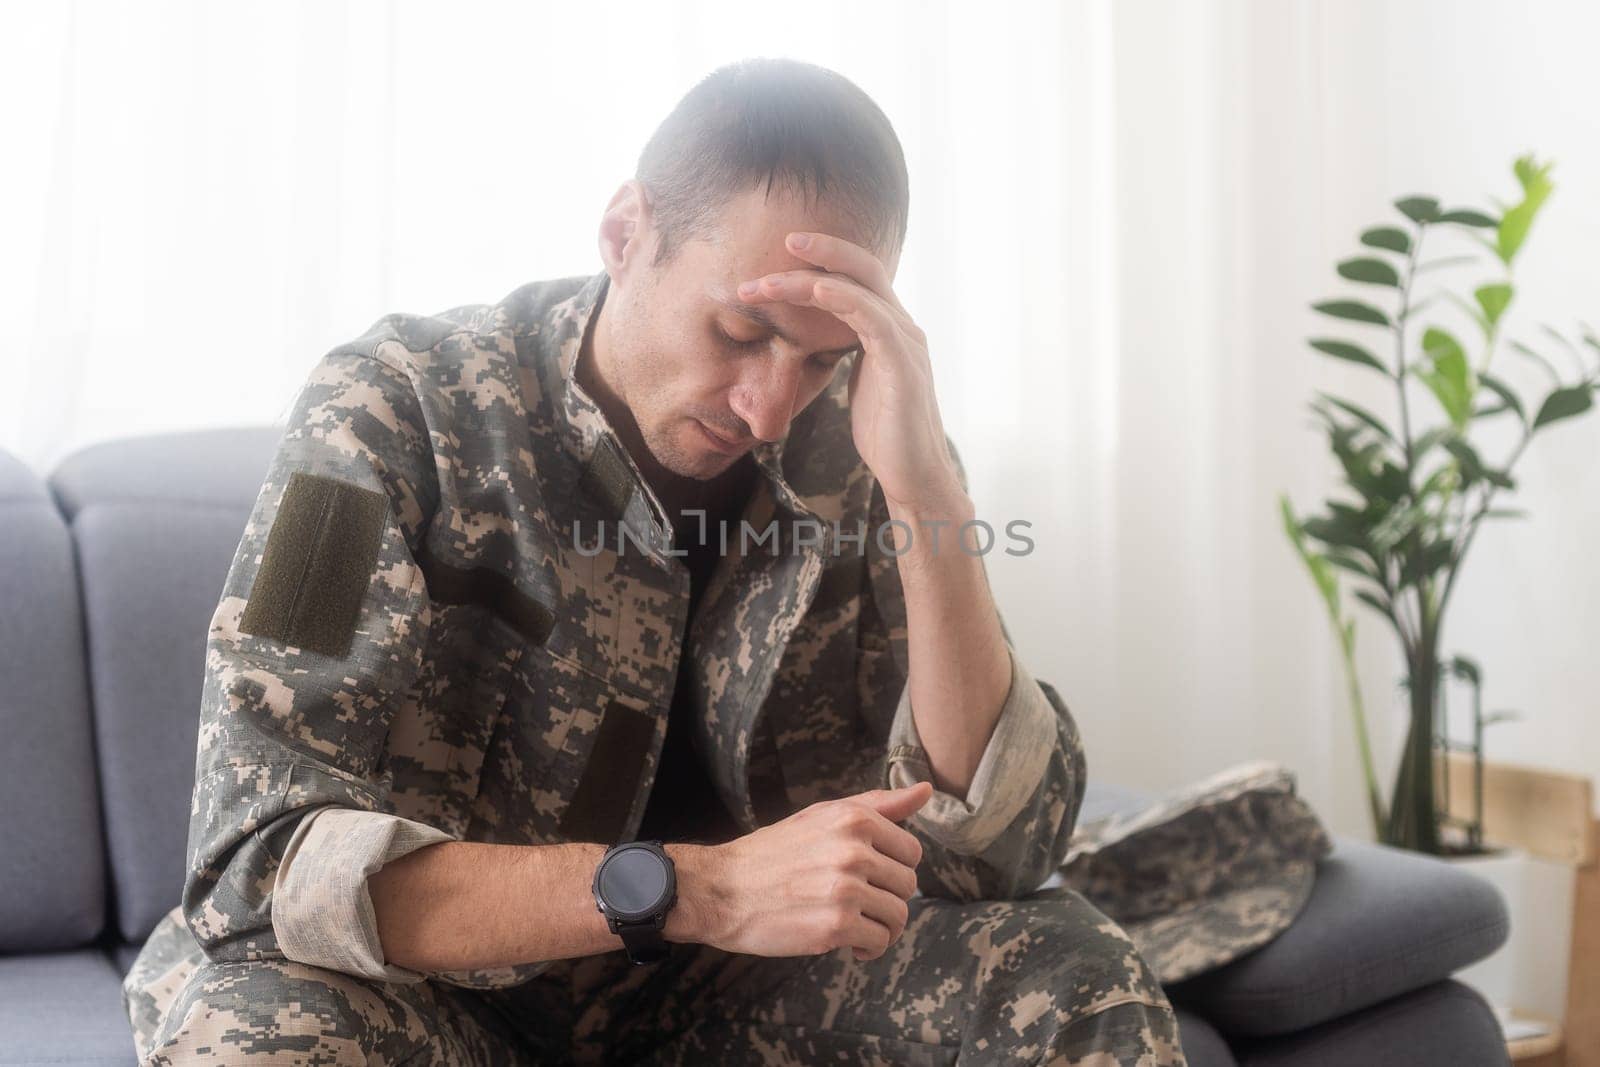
[239,471,390,659]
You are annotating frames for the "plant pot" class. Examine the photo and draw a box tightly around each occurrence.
[1442,843,1575,1041]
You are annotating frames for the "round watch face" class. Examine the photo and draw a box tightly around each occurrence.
[598,845,671,919]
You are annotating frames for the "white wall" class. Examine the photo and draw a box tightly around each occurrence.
[2,0,1595,838]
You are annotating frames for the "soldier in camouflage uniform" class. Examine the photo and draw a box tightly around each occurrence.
[123,58,1185,1065]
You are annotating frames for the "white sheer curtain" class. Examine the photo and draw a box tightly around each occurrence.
[5,0,1597,836]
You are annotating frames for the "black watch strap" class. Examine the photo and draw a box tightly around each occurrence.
[617,921,671,964]
[593,840,677,965]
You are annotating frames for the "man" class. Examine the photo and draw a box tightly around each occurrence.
[124,58,1184,1065]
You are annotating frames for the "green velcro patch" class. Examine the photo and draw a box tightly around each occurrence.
[239,471,390,659]
[559,699,657,844]
[578,438,635,521]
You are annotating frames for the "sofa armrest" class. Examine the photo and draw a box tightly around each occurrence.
[1165,836,1510,1037]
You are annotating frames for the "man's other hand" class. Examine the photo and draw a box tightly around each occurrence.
[666,781,932,961]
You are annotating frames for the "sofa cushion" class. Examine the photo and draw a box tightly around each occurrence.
[1078,779,1156,824]
[0,949,136,1066]
[1166,838,1509,1037]
[0,450,106,952]
[1232,979,1507,1067]
[49,427,282,522]
[111,940,145,977]
[1175,1008,1237,1067]
[49,428,283,941]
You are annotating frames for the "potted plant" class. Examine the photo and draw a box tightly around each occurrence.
[1279,154,1598,858]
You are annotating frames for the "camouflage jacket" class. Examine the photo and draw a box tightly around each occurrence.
[170,268,1084,990]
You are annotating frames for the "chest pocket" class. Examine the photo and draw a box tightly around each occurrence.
[458,531,675,847]
[468,636,662,846]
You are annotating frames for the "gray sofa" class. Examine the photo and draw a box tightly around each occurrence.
[0,427,1514,1066]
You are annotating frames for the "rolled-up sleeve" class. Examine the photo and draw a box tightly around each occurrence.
[859,435,1088,902]
[180,347,441,977]
[884,644,1059,856]
[272,807,453,983]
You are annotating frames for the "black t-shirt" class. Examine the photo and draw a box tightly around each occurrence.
[635,457,756,845]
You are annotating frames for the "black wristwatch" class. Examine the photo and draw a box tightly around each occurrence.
[592,840,678,964]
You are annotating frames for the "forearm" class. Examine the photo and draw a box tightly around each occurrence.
[888,488,1013,799]
[369,839,721,973]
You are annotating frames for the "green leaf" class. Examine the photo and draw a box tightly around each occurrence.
[1437,209,1497,227]
[1478,371,1526,424]
[1418,326,1478,428]
[1326,500,1369,526]
[1360,226,1411,254]
[1395,196,1441,224]
[1338,257,1401,287]
[1484,507,1528,520]
[1540,323,1591,377]
[1280,496,1341,619]
[1442,437,1485,483]
[1318,419,1398,507]
[1418,462,1459,498]
[1511,339,1563,384]
[1354,589,1394,617]
[1532,384,1595,430]
[1374,462,1410,503]
[1414,254,1478,275]
[1443,437,1514,489]
[1442,291,1490,335]
[1413,426,1455,458]
[1450,655,1482,685]
[1313,301,1391,327]
[1303,515,1370,552]
[1369,502,1428,553]
[1399,540,1454,588]
[1496,155,1555,264]
[1309,338,1390,374]
[1325,551,1378,581]
[1474,283,1514,328]
[1409,294,1443,319]
[1316,393,1395,442]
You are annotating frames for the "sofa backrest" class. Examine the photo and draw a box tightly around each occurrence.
[49,427,283,942]
[0,450,106,952]
[24,424,1154,948]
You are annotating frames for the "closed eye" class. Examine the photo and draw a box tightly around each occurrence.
[715,327,770,352]
[715,326,858,370]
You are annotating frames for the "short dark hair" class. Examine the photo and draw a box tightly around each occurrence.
[635,58,910,268]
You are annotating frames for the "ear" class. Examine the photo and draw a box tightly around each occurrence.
[597,179,654,284]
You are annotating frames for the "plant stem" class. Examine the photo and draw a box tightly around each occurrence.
[1338,621,1387,833]
[1390,226,1425,662]
[1437,432,1533,621]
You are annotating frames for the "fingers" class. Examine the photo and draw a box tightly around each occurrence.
[737,269,827,307]
[852,780,934,824]
[860,842,920,899]
[782,231,899,312]
[826,883,905,961]
[842,910,894,960]
[862,810,925,873]
[738,270,910,355]
[824,794,925,872]
[852,883,911,955]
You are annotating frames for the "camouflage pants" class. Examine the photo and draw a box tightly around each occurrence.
[125,886,1184,1065]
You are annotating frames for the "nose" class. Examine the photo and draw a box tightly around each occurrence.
[728,360,805,443]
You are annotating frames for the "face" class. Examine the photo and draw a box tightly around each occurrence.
[590,181,896,481]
